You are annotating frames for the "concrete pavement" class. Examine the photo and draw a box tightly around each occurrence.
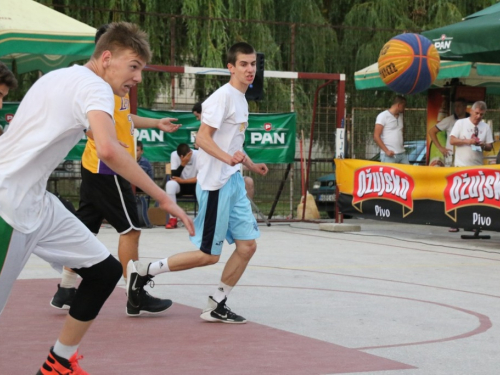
[2,218,500,374]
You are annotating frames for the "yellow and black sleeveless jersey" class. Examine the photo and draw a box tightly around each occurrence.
[81,95,135,175]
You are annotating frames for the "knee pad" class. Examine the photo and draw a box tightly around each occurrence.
[69,255,122,321]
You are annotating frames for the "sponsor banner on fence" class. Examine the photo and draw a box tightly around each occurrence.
[0,104,295,163]
[336,158,500,230]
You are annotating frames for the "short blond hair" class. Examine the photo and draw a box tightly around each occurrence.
[92,22,151,62]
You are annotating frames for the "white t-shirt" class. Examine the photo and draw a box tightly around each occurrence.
[375,110,405,154]
[450,118,493,167]
[197,83,249,190]
[0,65,114,233]
[436,114,458,151]
[171,149,198,179]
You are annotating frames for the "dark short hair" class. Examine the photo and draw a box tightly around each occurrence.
[393,95,406,105]
[95,24,109,44]
[0,62,18,89]
[176,143,191,157]
[137,140,144,150]
[227,42,256,66]
[192,102,202,114]
[92,22,151,62]
[454,97,467,105]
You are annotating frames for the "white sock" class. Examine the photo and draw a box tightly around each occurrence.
[60,268,78,289]
[147,258,170,276]
[53,340,79,360]
[213,282,233,303]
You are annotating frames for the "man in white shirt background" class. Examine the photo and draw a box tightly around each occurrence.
[450,101,493,167]
[428,97,469,167]
[374,95,408,164]
[165,143,198,229]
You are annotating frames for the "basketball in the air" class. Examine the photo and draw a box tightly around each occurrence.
[378,33,440,95]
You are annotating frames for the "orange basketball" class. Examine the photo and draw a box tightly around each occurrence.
[378,33,440,95]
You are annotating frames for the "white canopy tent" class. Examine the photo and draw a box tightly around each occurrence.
[0,0,96,74]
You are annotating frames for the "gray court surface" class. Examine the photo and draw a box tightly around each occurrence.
[11,218,500,374]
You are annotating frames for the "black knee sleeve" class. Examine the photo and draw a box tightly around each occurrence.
[69,255,122,321]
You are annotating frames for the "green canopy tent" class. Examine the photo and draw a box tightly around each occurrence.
[0,0,96,74]
[463,2,500,19]
[421,3,500,64]
[354,60,500,95]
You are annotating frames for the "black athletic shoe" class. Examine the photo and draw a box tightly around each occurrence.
[126,260,146,308]
[126,260,172,316]
[126,289,173,316]
[50,284,77,310]
[200,296,247,324]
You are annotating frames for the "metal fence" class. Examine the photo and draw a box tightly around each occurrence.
[48,72,341,220]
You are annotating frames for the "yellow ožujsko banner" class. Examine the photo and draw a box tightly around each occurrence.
[335,159,500,230]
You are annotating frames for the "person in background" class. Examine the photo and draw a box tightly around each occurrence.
[428,97,469,167]
[374,95,408,164]
[136,140,154,180]
[0,62,18,136]
[428,97,469,233]
[450,101,493,167]
[448,101,493,234]
[165,143,198,229]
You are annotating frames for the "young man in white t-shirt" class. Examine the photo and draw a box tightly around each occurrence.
[0,23,194,374]
[450,101,493,167]
[374,95,408,164]
[127,42,268,324]
[165,143,198,228]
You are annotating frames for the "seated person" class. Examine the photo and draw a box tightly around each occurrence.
[165,143,198,228]
[136,140,153,179]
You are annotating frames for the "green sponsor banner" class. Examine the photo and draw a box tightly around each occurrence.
[1,104,296,163]
[0,103,17,130]
[137,108,296,163]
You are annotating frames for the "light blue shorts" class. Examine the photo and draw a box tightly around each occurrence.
[189,173,260,255]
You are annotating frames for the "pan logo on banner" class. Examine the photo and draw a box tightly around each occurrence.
[249,123,286,145]
[352,165,415,217]
[432,34,453,54]
[444,169,500,222]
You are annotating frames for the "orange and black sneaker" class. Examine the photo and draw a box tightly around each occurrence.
[37,347,89,375]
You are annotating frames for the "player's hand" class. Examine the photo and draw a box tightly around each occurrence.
[177,212,195,236]
[180,151,193,166]
[158,197,195,236]
[158,118,181,133]
[229,151,247,166]
[386,150,395,157]
[251,163,268,176]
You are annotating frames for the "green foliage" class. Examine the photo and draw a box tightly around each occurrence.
[9,0,500,112]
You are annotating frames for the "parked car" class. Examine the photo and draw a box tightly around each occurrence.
[311,140,426,219]
[50,160,80,178]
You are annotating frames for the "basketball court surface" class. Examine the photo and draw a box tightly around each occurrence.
[1,219,500,374]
